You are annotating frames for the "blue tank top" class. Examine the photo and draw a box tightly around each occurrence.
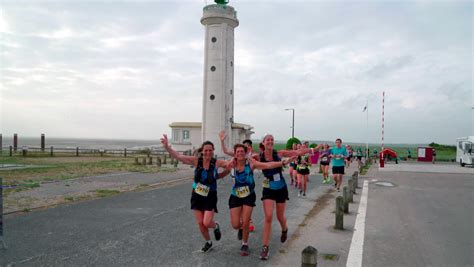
[192,158,218,192]
[231,162,255,196]
[260,150,287,190]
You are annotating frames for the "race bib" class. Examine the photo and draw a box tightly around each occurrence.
[321,156,328,162]
[235,186,250,198]
[195,183,210,197]
[262,179,270,188]
[273,173,281,182]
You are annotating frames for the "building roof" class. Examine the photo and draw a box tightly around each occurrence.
[169,122,202,128]
[169,121,253,131]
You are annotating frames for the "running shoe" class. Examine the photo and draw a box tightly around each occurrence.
[201,241,213,253]
[259,245,269,260]
[214,222,221,241]
[303,192,306,197]
[240,244,249,256]
[298,191,302,197]
[281,228,288,243]
[237,228,243,240]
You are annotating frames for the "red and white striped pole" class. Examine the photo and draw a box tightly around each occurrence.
[380,91,385,168]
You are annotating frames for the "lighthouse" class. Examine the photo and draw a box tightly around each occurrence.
[169,1,252,156]
[200,2,238,156]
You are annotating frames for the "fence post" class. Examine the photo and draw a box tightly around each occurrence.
[335,196,344,230]
[148,157,152,165]
[124,148,127,157]
[163,155,167,164]
[173,159,178,167]
[50,146,54,156]
[343,186,349,214]
[13,133,17,152]
[76,147,79,157]
[41,134,45,152]
[142,157,146,165]
[348,179,354,203]
[157,157,162,167]
[22,146,27,157]
[301,246,317,267]
[9,146,12,157]
[135,157,139,165]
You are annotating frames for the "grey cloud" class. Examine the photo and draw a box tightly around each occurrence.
[365,55,414,79]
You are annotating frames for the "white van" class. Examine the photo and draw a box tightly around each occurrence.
[456,136,474,167]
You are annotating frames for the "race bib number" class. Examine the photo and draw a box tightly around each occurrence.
[235,186,250,198]
[195,183,210,197]
[321,156,328,162]
[262,179,270,188]
[273,173,281,182]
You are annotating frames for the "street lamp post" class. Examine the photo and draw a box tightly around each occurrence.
[284,108,295,138]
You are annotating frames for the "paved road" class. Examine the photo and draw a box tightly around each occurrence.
[363,167,473,266]
[0,168,340,266]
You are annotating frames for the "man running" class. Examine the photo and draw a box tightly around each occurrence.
[329,138,348,192]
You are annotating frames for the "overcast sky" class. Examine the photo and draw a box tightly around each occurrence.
[1,0,472,144]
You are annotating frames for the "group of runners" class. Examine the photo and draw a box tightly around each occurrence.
[160,133,350,260]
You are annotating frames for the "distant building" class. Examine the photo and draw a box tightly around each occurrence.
[169,2,253,156]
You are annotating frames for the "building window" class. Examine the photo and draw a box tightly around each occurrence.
[211,37,217,43]
[172,129,179,142]
[210,66,216,71]
[183,130,190,142]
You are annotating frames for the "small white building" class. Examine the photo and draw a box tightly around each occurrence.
[170,122,253,155]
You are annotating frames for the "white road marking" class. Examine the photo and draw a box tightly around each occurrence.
[346,180,369,267]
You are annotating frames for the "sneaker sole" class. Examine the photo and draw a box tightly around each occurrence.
[201,247,213,253]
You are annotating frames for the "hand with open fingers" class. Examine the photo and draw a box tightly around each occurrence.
[219,130,226,141]
[160,134,169,148]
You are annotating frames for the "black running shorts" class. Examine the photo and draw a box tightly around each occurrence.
[190,190,218,213]
[228,192,256,209]
[261,187,289,203]
[332,166,345,175]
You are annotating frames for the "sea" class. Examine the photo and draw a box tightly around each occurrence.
[0,136,162,150]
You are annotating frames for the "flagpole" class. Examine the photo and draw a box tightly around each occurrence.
[366,99,369,160]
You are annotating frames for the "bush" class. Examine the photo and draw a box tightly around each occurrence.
[286,137,301,149]
[310,143,318,148]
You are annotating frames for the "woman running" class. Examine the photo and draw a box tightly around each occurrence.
[319,144,331,183]
[226,144,295,256]
[288,143,298,187]
[258,134,314,260]
[161,134,229,253]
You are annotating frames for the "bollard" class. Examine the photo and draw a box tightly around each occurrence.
[335,196,344,230]
[173,159,178,168]
[351,178,356,195]
[76,147,79,157]
[354,173,359,189]
[163,155,167,164]
[343,187,349,214]
[22,146,28,157]
[135,157,139,165]
[348,179,354,203]
[148,157,152,165]
[124,148,127,157]
[157,157,162,167]
[9,146,12,157]
[301,246,318,267]
[142,157,146,165]
[50,146,54,156]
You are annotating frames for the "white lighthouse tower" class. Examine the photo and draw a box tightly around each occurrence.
[200,2,238,156]
[169,1,253,155]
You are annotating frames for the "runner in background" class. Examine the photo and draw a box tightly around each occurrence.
[329,138,348,192]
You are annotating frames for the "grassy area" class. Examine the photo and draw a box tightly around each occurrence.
[0,155,178,186]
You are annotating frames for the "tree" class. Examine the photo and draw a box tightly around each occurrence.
[286,137,301,149]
